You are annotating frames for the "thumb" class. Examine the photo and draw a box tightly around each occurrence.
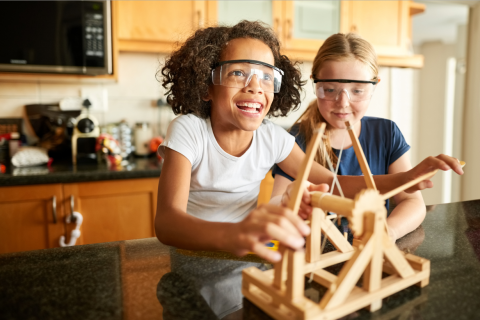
[308,183,329,193]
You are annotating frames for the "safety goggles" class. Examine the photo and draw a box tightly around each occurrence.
[312,78,379,102]
[212,59,284,93]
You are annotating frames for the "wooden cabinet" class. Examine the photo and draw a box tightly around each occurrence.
[0,178,158,254]
[116,1,208,53]
[116,1,424,68]
[63,178,158,246]
[341,1,424,67]
[0,184,65,254]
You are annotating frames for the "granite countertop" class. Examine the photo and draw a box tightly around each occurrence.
[1,200,480,320]
[0,157,162,186]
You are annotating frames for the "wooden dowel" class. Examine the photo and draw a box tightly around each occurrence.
[287,122,326,213]
[345,121,377,190]
[311,191,355,217]
[381,169,438,201]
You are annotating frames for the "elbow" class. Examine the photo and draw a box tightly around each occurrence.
[154,210,171,245]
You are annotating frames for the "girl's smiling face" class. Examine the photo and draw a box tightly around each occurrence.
[206,38,275,132]
[315,58,375,130]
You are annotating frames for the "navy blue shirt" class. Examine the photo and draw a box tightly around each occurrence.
[272,116,410,213]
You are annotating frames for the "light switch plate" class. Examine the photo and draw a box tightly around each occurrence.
[81,87,109,112]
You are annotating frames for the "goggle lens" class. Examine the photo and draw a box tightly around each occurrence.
[212,61,282,93]
[313,80,377,102]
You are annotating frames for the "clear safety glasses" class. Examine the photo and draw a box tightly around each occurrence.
[312,78,379,102]
[212,59,284,93]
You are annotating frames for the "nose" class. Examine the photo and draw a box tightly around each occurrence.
[245,74,264,94]
[335,89,350,107]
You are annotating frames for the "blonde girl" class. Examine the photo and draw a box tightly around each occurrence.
[270,33,463,242]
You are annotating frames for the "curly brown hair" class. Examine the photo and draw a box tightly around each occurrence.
[160,20,305,119]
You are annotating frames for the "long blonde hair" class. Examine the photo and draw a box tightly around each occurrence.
[293,33,378,168]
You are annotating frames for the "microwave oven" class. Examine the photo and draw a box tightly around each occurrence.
[0,1,112,75]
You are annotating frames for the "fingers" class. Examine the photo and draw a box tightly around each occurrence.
[422,154,464,175]
[251,242,282,262]
[308,183,330,193]
[259,204,310,237]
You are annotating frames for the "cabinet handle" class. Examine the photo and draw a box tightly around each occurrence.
[196,10,203,28]
[351,24,358,33]
[52,196,57,224]
[286,19,292,40]
[274,18,281,36]
[70,195,77,223]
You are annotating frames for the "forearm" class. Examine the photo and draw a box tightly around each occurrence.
[386,196,426,242]
[309,164,407,198]
[155,207,236,252]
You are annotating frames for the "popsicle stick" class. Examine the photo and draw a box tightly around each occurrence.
[345,121,377,190]
[381,170,438,201]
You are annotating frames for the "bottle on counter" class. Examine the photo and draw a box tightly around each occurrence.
[134,122,153,157]
[9,132,20,158]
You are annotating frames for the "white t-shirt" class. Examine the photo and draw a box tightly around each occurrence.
[158,114,295,223]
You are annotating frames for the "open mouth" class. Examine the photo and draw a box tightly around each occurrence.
[236,102,263,114]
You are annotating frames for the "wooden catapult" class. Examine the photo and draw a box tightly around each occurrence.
[242,121,435,320]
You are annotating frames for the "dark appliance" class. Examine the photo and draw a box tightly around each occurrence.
[25,104,81,162]
[72,100,99,165]
[0,1,112,75]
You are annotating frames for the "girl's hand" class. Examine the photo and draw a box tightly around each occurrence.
[228,204,310,262]
[403,154,464,193]
[281,181,330,219]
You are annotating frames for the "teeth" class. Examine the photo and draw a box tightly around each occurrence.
[241,108,259,114]
[237,102,261,109]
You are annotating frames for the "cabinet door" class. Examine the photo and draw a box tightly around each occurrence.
[63,178,158,245]
[117,1,206,52]
[342,1,411,56]
[217,1,273,26]
[0,184,65,254]
[283,1,341,54]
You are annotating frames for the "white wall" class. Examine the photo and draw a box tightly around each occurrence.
[461,2,480,201]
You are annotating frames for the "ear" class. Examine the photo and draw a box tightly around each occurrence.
[376,78,381,84]
[202,86,212,102]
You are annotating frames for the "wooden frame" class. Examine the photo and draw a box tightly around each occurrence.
[242,121,431,320]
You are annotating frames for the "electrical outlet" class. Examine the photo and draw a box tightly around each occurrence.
[81,87,108,112]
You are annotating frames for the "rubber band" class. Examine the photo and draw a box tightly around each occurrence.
[346,125,353,131]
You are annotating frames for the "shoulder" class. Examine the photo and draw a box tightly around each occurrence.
[362,116,400,135]
[171,113,206,127]
[362,116,394,127]
[257,119,288,138]
[167,114,207,134]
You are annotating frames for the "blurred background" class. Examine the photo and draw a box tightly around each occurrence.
[0,0,479,205]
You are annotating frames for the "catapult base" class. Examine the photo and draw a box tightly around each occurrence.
[242,248,429,320]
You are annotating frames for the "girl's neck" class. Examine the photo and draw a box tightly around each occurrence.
[329,120,361,150]
[210,119,254,157]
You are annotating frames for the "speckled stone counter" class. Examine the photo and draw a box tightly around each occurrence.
[1,200,480,320]
[0,157,162,186]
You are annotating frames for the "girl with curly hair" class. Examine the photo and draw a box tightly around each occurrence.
[155,21,463,263]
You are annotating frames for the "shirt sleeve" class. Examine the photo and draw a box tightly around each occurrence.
[389,121,411,165]
[272,125,304,181]
[271,122,295,164]
[157,115,201,166]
